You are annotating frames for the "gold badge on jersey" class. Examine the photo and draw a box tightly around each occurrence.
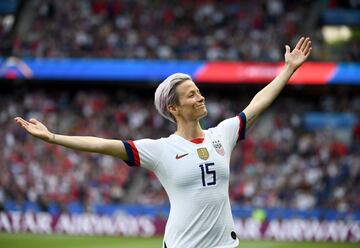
[197,147,209,160]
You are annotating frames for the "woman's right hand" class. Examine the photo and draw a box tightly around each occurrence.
[14,117,53,142]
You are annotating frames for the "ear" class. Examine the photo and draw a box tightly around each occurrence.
[167,104,178,116]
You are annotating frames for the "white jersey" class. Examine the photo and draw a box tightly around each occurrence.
[123,112,246,248]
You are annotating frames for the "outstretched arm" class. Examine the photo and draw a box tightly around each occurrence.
[243,36,312,129]
[14,117,128,160]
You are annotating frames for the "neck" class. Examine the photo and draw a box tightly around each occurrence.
[175,120,204,140]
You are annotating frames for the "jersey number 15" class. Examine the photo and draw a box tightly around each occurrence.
[199,162,216,187]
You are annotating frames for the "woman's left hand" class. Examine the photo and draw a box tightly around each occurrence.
[284,37,312,71]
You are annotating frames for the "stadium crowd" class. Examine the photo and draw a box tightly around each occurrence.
[1,87,359,213]
[1,0,360,216]
[8,0,359,61]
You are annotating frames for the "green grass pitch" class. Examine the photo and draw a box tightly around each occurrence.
[0,233,359,248]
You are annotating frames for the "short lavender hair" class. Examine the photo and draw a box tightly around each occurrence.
[154,73,192,123]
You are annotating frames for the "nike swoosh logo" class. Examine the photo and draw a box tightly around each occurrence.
[176,153,189,159]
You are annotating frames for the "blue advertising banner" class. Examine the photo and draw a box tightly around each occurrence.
[0,57,205,82]
[321,10,360,26]
[1,57,359,85]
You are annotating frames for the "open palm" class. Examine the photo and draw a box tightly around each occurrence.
[285,37,312,70]
[14,117,52,141]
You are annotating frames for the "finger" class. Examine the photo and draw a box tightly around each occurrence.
[285,45,291,54]
[305,47,312,59]
[15,117,26,122]
[300,37,310,52]
[295,37,305,50]
[15,117,29,126]
[29,118,38,124]
[16,119,29,130]
[14,118,23,127]
[18,121,29,129]
[15,118,34,133]
[303,40,312,55]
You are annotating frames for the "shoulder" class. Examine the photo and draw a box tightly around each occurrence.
[130,137,166,147]
[122,137,167,168]
[210,116,240,132]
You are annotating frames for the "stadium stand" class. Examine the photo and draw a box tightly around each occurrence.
[7,0,359,61]
[1,85,359,216]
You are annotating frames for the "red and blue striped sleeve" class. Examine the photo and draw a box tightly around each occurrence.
[237,112,247,142]
[122,140,140,167]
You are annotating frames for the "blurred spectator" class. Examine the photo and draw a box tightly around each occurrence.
[6,0,357,61]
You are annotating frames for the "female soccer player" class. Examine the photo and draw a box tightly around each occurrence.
[15,37,311,248]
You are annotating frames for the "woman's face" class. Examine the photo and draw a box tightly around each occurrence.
[171,80,207,122]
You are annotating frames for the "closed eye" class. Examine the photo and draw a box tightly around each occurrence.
[188,89,202,97]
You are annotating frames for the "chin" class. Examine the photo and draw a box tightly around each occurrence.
[199,109,208,119]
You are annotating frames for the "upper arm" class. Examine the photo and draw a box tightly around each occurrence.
[243,103,260,130]
[101,139,129,160]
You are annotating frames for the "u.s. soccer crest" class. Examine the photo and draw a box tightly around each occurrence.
[212,140,225,156]
[197,147,209,160]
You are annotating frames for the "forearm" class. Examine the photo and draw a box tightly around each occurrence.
[243,64,295,128]
[14,117,127,159]
[48,134,126,158]
[251,64,295,110]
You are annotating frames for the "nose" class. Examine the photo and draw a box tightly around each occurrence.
[196,93,205,103]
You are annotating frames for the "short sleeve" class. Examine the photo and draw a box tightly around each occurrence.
[122,138,161,171]
[215,112,247,151]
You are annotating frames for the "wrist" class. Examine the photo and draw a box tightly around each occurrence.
[284,63,296,74]
[48,132,56,143]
